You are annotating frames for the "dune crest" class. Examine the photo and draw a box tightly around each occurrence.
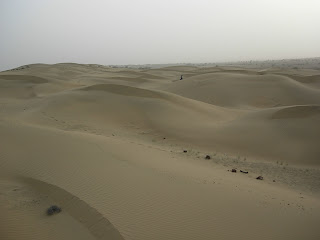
[82,83,163,99]
[271,105,320,119]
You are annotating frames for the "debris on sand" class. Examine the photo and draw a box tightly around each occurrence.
[256,176,264,180]
[47,205,62,216]
[183,150,187,153]
[231,169,237,173]
[205,155,211,160]
[240,170,248,174]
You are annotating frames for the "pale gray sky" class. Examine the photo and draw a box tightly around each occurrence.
[1,0,320,70]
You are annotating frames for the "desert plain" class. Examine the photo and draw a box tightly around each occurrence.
[1,61,320,240]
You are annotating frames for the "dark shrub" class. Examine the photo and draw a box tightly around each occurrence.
[47,205,62,216]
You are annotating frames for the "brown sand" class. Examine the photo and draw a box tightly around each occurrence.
[1,64,320,240]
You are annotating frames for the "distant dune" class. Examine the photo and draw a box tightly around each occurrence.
[1,63,320,240]
[160,72,320,108]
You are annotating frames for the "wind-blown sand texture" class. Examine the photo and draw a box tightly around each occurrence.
[1,63,320,240]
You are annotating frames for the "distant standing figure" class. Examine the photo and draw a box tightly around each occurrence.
[180,75,183,80]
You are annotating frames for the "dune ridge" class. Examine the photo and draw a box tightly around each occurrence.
[271,105,320,119]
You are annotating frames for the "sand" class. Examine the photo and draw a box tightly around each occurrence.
[1,63,320,240]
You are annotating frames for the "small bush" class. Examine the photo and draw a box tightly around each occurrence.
[47,205,62,216]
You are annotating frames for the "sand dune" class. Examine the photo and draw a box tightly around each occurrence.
[160,72,320,108]
[1,63,320,240]
[0,74,47,99]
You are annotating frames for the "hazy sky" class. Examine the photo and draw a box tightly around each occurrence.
[1,0,320,70]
